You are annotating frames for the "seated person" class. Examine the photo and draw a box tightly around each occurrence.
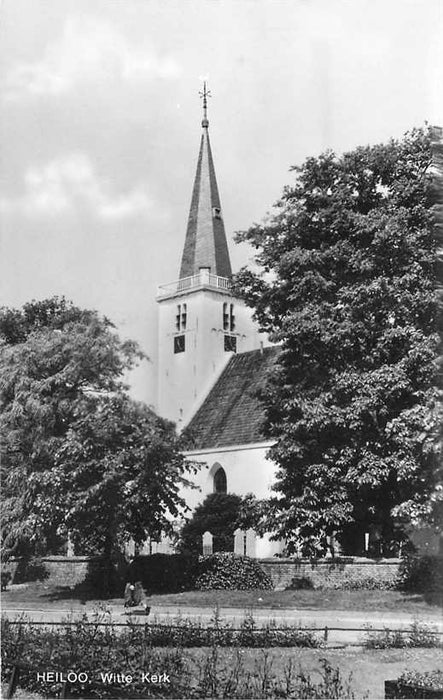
[124,581,150,615]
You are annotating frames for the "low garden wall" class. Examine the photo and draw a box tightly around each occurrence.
[3,554,402,591]
[259,557,401,590]
[4,556,103,588]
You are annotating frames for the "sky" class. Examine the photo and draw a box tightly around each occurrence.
[1,0,442,407]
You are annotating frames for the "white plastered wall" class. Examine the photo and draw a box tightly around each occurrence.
[157,289,269,426]
[181,442,284,558]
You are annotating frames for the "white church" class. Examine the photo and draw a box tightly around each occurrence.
[154,86,283,558]
[140,97,443,562]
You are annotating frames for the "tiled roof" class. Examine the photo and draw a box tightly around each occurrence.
[185,346,281,449]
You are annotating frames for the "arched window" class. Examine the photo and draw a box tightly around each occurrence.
[213,466,227,494]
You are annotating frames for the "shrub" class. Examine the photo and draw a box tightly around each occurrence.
[335,576,395,591]
[195,552,273,590]
[1,613,190,698]
[364,620,440,649]
[364,626,408,649]
[408,620,441,647]
[179,493,242,554]
[79,557,126,598]
[127,553,199,593]
[131,612,322,648]
[396,554,443,593]
[0,622,346,699]
[397,670,443,690]
[1,571,12,590]
[286,576,314,590]
[2,616,360,698]
[234,612,320,648]
[12,557,49,583]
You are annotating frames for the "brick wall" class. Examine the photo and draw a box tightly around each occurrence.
[4,555,401,591]
[259,557,401,590]
[5,556,102,588]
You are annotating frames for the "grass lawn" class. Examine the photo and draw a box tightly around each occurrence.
[2,582,441,615]
[2,648,442,699]
[148,588,442,614]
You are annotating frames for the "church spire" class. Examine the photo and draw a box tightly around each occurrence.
[179,84,232,279]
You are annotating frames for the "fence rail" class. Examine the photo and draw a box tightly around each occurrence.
[4,618,442,635]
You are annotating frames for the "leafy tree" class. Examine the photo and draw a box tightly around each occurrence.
[179,493,242,554]
[179,492,267,554]
[234,127,441,555]
[0,297,193,562]
[56,394,190,559]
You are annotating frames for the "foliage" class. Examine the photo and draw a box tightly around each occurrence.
[364,620,440,648]
[55,395,192,560]
[233,126,441,555]
[179,493,241,554]
[0,297,194,565]
[407,620,442,647]
[333,576,395,591]
[398,670,443,690]
[1,571,11,590]
[12,557,49,584]
[195,552,273,590]
[127,553,199,593]
[363,626,408,649]
[1,612,190,698]
[286,576,314,590]
[179,492,267,555]
[235,493,269,533]
[396,553,443,593]
[1,615,335,699]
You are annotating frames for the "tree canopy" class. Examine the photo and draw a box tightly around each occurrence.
[0,297,193,559]
[179,492,265,555]
[234,127,442,555]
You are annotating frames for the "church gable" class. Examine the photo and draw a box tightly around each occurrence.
[185,346,281,449]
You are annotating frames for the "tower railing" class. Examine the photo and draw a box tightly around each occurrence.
[157,270,232,298]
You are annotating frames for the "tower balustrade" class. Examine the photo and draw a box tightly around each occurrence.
[157,270,232,299]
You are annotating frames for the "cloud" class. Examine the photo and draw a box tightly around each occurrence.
[0,153,153,221]
[4,16,181,99]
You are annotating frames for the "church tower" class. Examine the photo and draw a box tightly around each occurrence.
[156,84,266,426]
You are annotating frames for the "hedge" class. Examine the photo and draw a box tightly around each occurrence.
[195,552,273,591]
[127,553,198,593]
[127,552,273,592]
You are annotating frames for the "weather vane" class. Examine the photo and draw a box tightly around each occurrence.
[199,81,211,127]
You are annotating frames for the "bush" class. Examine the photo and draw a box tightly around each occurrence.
[1,571,12,590]
[408,620,441,647]
[179,493,243,555]
[335,576,395,591]
[398,670,443,690]
[1,617,348,699]
[396,554,443,593]
[364,626,408,649]
[364,620,440,649]
[286,576,314,590]
[12,557,49,583]
[127,553,199,593]
[79,557,126,598]
[195,553,273,590]
[1,613,190,698]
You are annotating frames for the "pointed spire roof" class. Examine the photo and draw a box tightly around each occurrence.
[179,83,232,279]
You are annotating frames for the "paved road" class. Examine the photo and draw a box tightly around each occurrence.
[3,603,442,645]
